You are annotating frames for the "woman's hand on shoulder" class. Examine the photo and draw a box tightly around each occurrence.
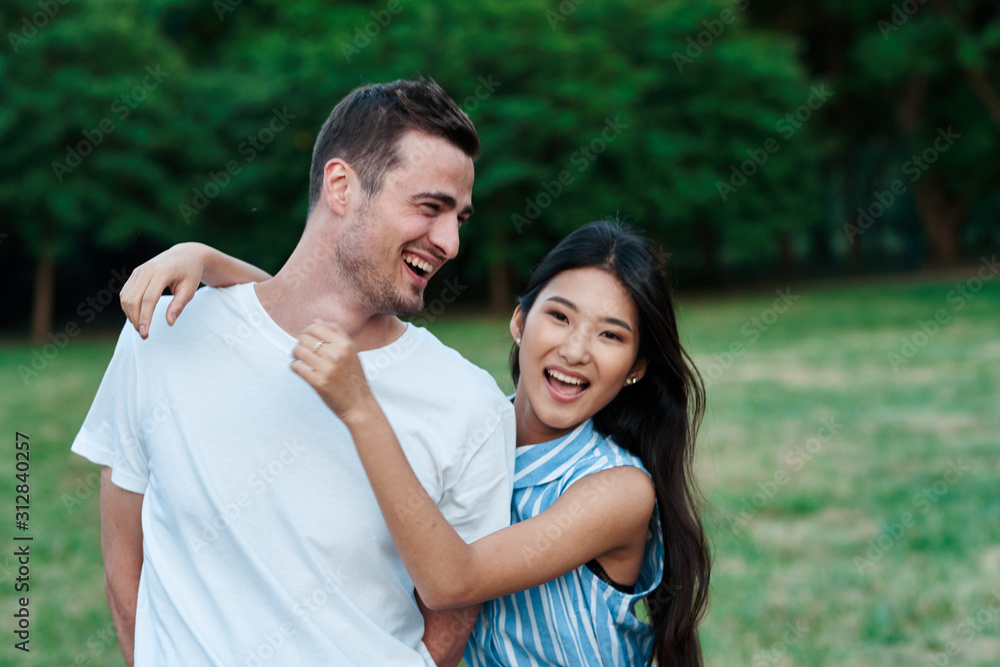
[120,242,211,339]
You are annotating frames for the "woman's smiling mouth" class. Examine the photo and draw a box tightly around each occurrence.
[544,367,590,401]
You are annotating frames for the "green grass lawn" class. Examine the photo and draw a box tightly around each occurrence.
[1,274,997,665]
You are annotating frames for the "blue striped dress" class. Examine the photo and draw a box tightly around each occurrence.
[464,418,664,666]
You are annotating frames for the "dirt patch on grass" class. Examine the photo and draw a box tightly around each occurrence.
[750,507,875,552]
[720,361,852,388]
[902,412,980,438]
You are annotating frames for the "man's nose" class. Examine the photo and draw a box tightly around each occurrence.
[428,217,461,260]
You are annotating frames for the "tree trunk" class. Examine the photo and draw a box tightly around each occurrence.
[897,74,969,267]
[848,221,864,272]
[778,231,795,278]
[695,218,719,282]
[913,174,967,267]
[30,244,55,344]
[488,260,511,315]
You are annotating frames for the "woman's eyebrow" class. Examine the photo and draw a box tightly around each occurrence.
[544,295,633,333]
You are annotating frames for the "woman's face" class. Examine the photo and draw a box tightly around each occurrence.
[511,267,647,447]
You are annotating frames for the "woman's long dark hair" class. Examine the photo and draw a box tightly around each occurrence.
[510,220,710,667]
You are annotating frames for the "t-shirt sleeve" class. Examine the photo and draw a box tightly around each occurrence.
[437,401,516,544]
[70,322,150,494]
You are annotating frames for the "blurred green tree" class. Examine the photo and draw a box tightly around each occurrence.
[751,0,1000,266]
[0,0,303,341]
[360,0,825,304]
[2,0,193,341]
[7,0,995,339]
[161,0,825,307]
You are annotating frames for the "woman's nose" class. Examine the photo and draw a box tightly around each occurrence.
[558,330,591,364]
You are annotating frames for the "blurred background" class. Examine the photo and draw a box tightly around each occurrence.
[1,0,998,664]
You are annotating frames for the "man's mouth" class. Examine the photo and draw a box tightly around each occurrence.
[403,253,433,283]
[403,254,432,276]
[545,368,590,398]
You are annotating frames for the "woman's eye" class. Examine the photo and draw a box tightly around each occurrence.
[602,331,623,342]
[549,311,568,322]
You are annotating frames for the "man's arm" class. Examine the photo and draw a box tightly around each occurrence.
[417,591,480,667]
[100,466,144,667]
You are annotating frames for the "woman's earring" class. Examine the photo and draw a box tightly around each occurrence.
[516,337,521,345]
[625,377,637,386]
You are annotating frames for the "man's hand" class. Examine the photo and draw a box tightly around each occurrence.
[418,591,480,667]
[100,466,144,667]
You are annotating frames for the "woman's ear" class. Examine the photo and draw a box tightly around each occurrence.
[630,357,649,383]
[509,304,524,344]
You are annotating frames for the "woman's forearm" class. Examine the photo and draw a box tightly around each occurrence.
[342,401,479,609]
[197,243,271,287]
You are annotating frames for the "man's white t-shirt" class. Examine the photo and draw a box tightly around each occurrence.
[72,283,515,666]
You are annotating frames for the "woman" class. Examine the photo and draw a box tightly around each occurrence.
[123,221,710,666]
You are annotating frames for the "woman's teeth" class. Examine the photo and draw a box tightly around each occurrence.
[547,369,587,386]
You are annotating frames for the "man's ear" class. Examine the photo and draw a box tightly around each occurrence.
[322,159,353,217]
[509,304,524,344]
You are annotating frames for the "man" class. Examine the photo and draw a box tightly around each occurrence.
[72,78,515,666]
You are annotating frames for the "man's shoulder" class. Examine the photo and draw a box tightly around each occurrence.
[143,284,248,337]
[382,325,514,447]
[127,285,265,365]
[405,325,509,400]
[411,325,510,407]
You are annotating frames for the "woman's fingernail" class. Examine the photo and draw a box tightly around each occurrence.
[140,324,147,337]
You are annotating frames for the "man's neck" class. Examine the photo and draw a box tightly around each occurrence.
[254,255,407,352]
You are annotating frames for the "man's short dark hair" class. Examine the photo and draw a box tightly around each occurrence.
[308,78,480,213]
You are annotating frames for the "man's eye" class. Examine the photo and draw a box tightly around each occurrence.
[421,203,440,213]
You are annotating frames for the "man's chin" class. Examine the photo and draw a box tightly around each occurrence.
[397,303,424,319]
[392,289,425,319]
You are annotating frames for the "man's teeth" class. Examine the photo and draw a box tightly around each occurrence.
[404,256,433,273]
[547,369,586,386]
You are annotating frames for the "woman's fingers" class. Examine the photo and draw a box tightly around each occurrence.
[289,353,321,387]
[137,271,166,339]
[164,277,200,326]
[291,332,326,371]
[291,326,371,419]
[120,266,156,338]
[303,320,350,349]
[119,243,209,339]
[119,267,141,332]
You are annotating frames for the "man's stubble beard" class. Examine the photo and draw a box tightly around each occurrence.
[334,204,425,318]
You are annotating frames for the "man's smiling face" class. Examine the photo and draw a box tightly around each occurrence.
[335,130,475,317]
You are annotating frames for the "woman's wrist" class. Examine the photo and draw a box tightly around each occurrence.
[339,393,384,433]
[192,243,225,286]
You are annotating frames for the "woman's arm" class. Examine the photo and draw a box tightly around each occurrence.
[291,321,657,611]
[120,242,271,339]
